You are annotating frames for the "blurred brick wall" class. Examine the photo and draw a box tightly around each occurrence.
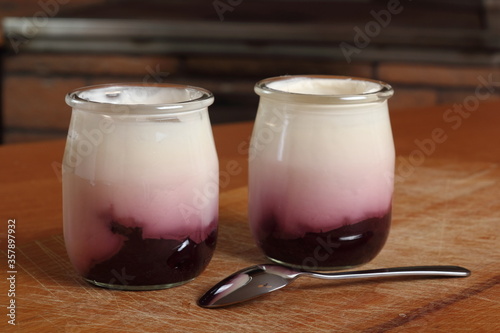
[2,54,181,142]
[1,53,372,142]
[379,62,500,108]
[3,52,500,143]
[2,0,500,143]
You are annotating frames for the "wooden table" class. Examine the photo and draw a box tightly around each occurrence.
[1,102,499,332]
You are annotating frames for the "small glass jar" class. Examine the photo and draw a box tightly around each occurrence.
[249,75,395,270]
[63,83,218,290]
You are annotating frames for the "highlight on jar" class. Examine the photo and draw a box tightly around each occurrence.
[62,83,218,290]
[248,75,395,271]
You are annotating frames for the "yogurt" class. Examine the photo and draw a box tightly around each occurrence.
[63,84,218,289]
[249,76,395,270]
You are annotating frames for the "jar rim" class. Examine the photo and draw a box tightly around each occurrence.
[254,75,393,104]
[65,83,214,114]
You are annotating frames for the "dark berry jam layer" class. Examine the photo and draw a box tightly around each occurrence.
[257,212,390,270]
[86,220,217,288]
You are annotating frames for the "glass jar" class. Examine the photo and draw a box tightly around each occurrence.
[63,83,218,290]
[249,75,394,270]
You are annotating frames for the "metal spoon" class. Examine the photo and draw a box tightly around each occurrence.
[197,264,471,308]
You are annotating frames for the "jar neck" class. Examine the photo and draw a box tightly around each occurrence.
[66,83,214,116]
[255,75,393,105]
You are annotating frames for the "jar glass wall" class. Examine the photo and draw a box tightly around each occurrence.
[63,83,218,290]
[249,75,395,270]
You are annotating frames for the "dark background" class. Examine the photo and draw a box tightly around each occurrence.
[1,0,499,143]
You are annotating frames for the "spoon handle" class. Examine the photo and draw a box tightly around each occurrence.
[303,265,471,280]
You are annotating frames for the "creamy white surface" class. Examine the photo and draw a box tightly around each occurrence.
[267,77,381,95]
[78,86,203,105]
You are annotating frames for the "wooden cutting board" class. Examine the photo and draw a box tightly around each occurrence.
[2,157,500,332]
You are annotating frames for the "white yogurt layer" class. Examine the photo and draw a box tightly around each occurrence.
[266,77,382,96]
[249,91,395,238]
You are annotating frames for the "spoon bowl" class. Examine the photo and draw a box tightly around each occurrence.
[197,264,471,308]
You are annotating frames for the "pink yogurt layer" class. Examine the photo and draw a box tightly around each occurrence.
[63,175,218,276]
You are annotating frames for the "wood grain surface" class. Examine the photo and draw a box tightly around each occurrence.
[1,102,500,332]
[1,157,499,332]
